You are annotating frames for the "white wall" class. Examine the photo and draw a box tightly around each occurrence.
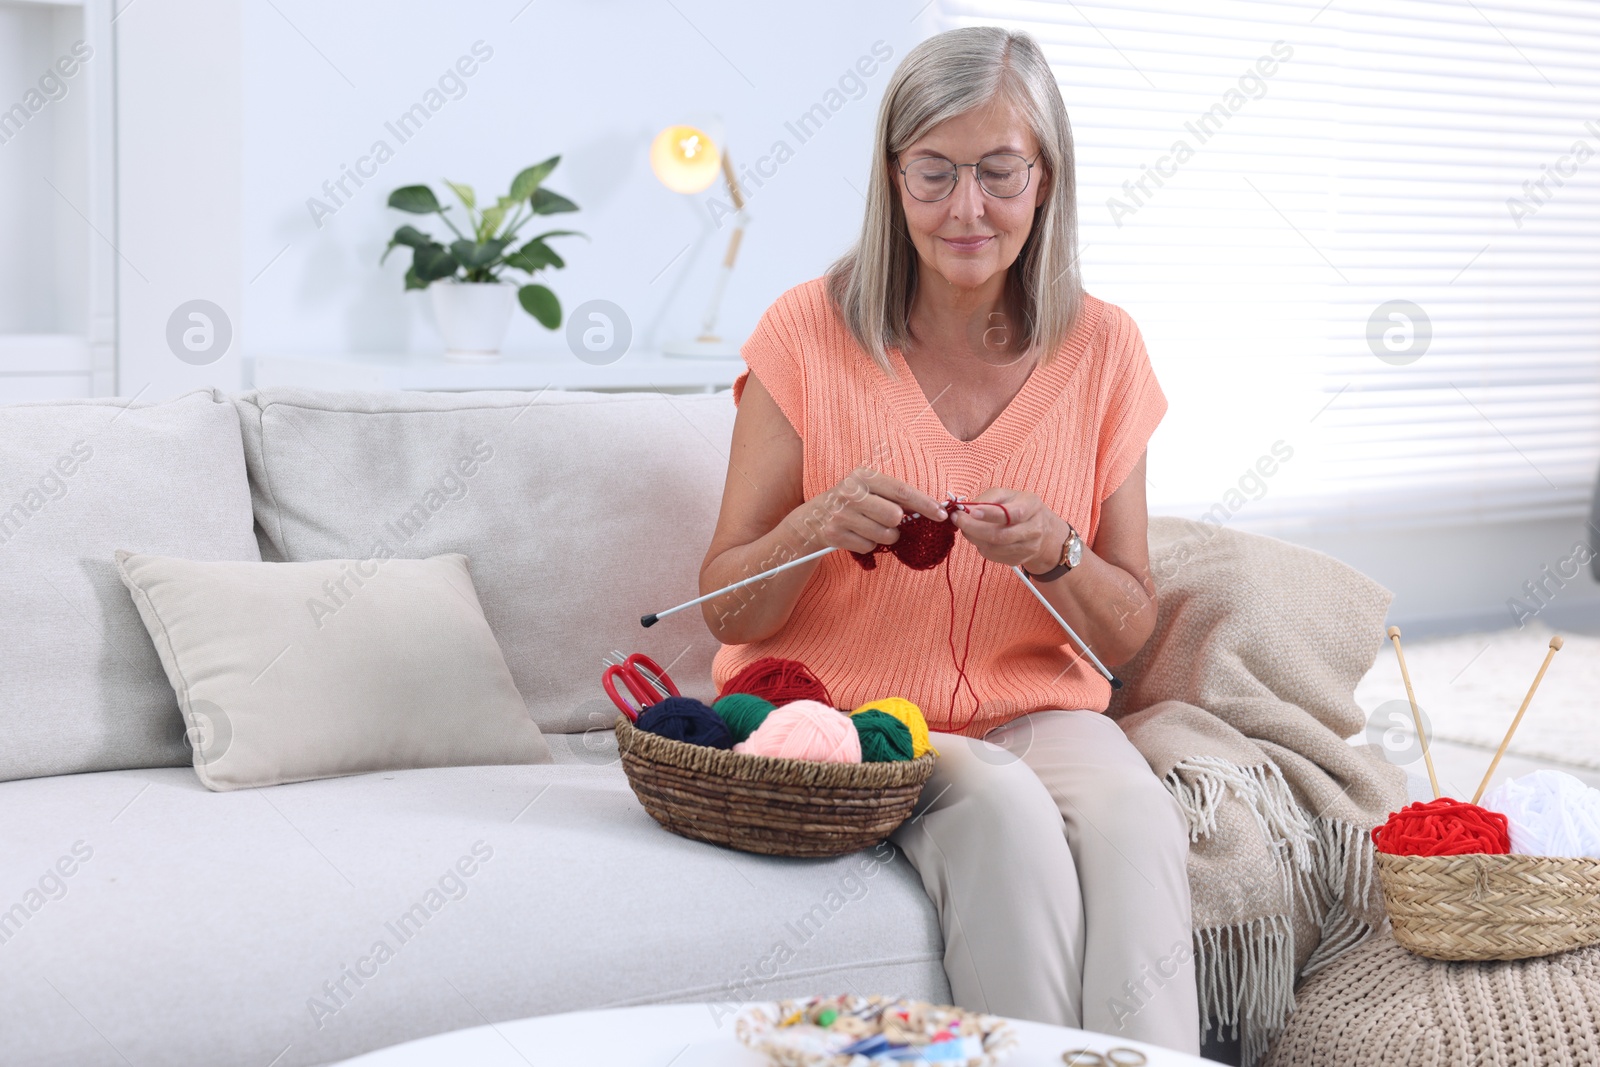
[240,0,940,361]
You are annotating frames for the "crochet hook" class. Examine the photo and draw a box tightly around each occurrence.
[1471,633,1563,804]
[1387,626,1441,800]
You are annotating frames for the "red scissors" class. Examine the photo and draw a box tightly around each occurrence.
[602,652,680,721]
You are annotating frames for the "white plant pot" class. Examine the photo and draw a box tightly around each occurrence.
[430,280,516,362]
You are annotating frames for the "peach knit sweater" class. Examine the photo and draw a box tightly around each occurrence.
[711,277,1167,738]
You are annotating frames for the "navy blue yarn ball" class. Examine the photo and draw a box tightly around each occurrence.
[635,696,734,749]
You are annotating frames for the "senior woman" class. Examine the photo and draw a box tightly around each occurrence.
[697,26,1200,1056]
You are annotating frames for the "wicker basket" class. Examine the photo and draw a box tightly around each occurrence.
[614,713,937,858]
[1375,849,1600,961]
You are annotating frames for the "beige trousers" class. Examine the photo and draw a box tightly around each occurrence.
[887,709,1201,1056]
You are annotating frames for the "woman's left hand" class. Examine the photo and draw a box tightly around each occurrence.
[949,488,1068,572]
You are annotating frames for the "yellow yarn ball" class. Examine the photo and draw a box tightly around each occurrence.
[851,697,938,758]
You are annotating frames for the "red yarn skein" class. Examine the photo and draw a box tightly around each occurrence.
[718,656,832,706]
[1370,796,1512,857]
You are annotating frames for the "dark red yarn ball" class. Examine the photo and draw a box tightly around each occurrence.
[851,512,956,571]
[1370,797,1511,857]
[718,656,832,706]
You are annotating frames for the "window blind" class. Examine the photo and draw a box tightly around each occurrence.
[939,0,1600,532]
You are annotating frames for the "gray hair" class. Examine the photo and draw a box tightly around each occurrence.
[825,26,1084,377]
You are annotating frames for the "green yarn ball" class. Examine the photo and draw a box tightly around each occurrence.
[851,709,914,762]
[713,693,777,743]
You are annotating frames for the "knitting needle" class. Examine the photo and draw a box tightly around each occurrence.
[949,496,1118,689]
[1387,626,1440,800]
[1009,566,1121,689]
[640,546,838,627]
[641,511,1121,689]
[1471,634,1563,805]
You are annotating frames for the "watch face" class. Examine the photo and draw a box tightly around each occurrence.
[1067,532,1083,567]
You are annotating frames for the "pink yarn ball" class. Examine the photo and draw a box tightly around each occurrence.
[732,700,862,763]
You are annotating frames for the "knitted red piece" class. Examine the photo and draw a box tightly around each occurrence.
[850,512,956,571]
[848,497,1013,732]
[1370,796,1512,857]
[717,656,832,706]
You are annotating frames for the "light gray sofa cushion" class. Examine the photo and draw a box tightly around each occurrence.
[233,387,735,733]
[115,551,551,790]
[0,737,947,1067]
[0,389,260,781]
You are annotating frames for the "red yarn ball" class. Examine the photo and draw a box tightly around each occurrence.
[719,656,832,706]
[851,512,956,571]
[1370,797,1511,857]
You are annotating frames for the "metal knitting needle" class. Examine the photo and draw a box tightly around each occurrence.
[641,546,838,627]
[1009,566,1121,689]
[952,495,1120,690]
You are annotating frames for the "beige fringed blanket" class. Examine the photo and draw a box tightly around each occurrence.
[1106,517,1410,1067]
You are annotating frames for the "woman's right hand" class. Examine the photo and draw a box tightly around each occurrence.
[702,372,950,644]
[809,467,949,555]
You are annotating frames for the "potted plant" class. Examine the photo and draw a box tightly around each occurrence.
[381,156,584,361]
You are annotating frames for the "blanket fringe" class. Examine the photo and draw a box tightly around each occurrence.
[1168,758,1388,1065]
[1298,817,1387,978]
[1194,916,1296,1067]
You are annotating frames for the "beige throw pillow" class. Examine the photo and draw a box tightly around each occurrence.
[115,550,550,790]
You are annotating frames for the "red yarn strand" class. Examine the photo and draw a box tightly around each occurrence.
[841,494,1015,733]
[946,554,986,733]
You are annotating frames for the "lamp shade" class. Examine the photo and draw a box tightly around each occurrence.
[650,125,722,194]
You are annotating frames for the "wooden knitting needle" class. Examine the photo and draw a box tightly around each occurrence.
[641,545,837,627]
[1388,626,1441,800]
[1471,633,1563,804]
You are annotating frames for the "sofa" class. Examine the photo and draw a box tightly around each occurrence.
[0,386,1429,1066]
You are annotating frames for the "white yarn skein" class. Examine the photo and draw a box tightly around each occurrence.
[1481,769,1600,858]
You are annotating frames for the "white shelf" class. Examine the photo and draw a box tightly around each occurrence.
[246,350,743,394]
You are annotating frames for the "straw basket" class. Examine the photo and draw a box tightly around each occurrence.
[1374,849,1600,961]
[614,714,937,858]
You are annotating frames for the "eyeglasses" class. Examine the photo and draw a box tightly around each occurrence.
[895,151,1039,202]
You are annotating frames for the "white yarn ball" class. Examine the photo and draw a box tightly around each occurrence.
[1481,769,1600,858]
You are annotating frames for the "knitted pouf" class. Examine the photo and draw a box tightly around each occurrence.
[1260,930,1600,1066]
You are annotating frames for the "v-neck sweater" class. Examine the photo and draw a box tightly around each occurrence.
[710,276,1168,738]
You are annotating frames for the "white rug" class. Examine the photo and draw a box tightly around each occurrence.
[1354,618,1600,771]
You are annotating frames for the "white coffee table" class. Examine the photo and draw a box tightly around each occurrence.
[331,1001,1213,1065]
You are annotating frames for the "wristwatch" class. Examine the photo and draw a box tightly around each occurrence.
[1026,519,1082,583]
